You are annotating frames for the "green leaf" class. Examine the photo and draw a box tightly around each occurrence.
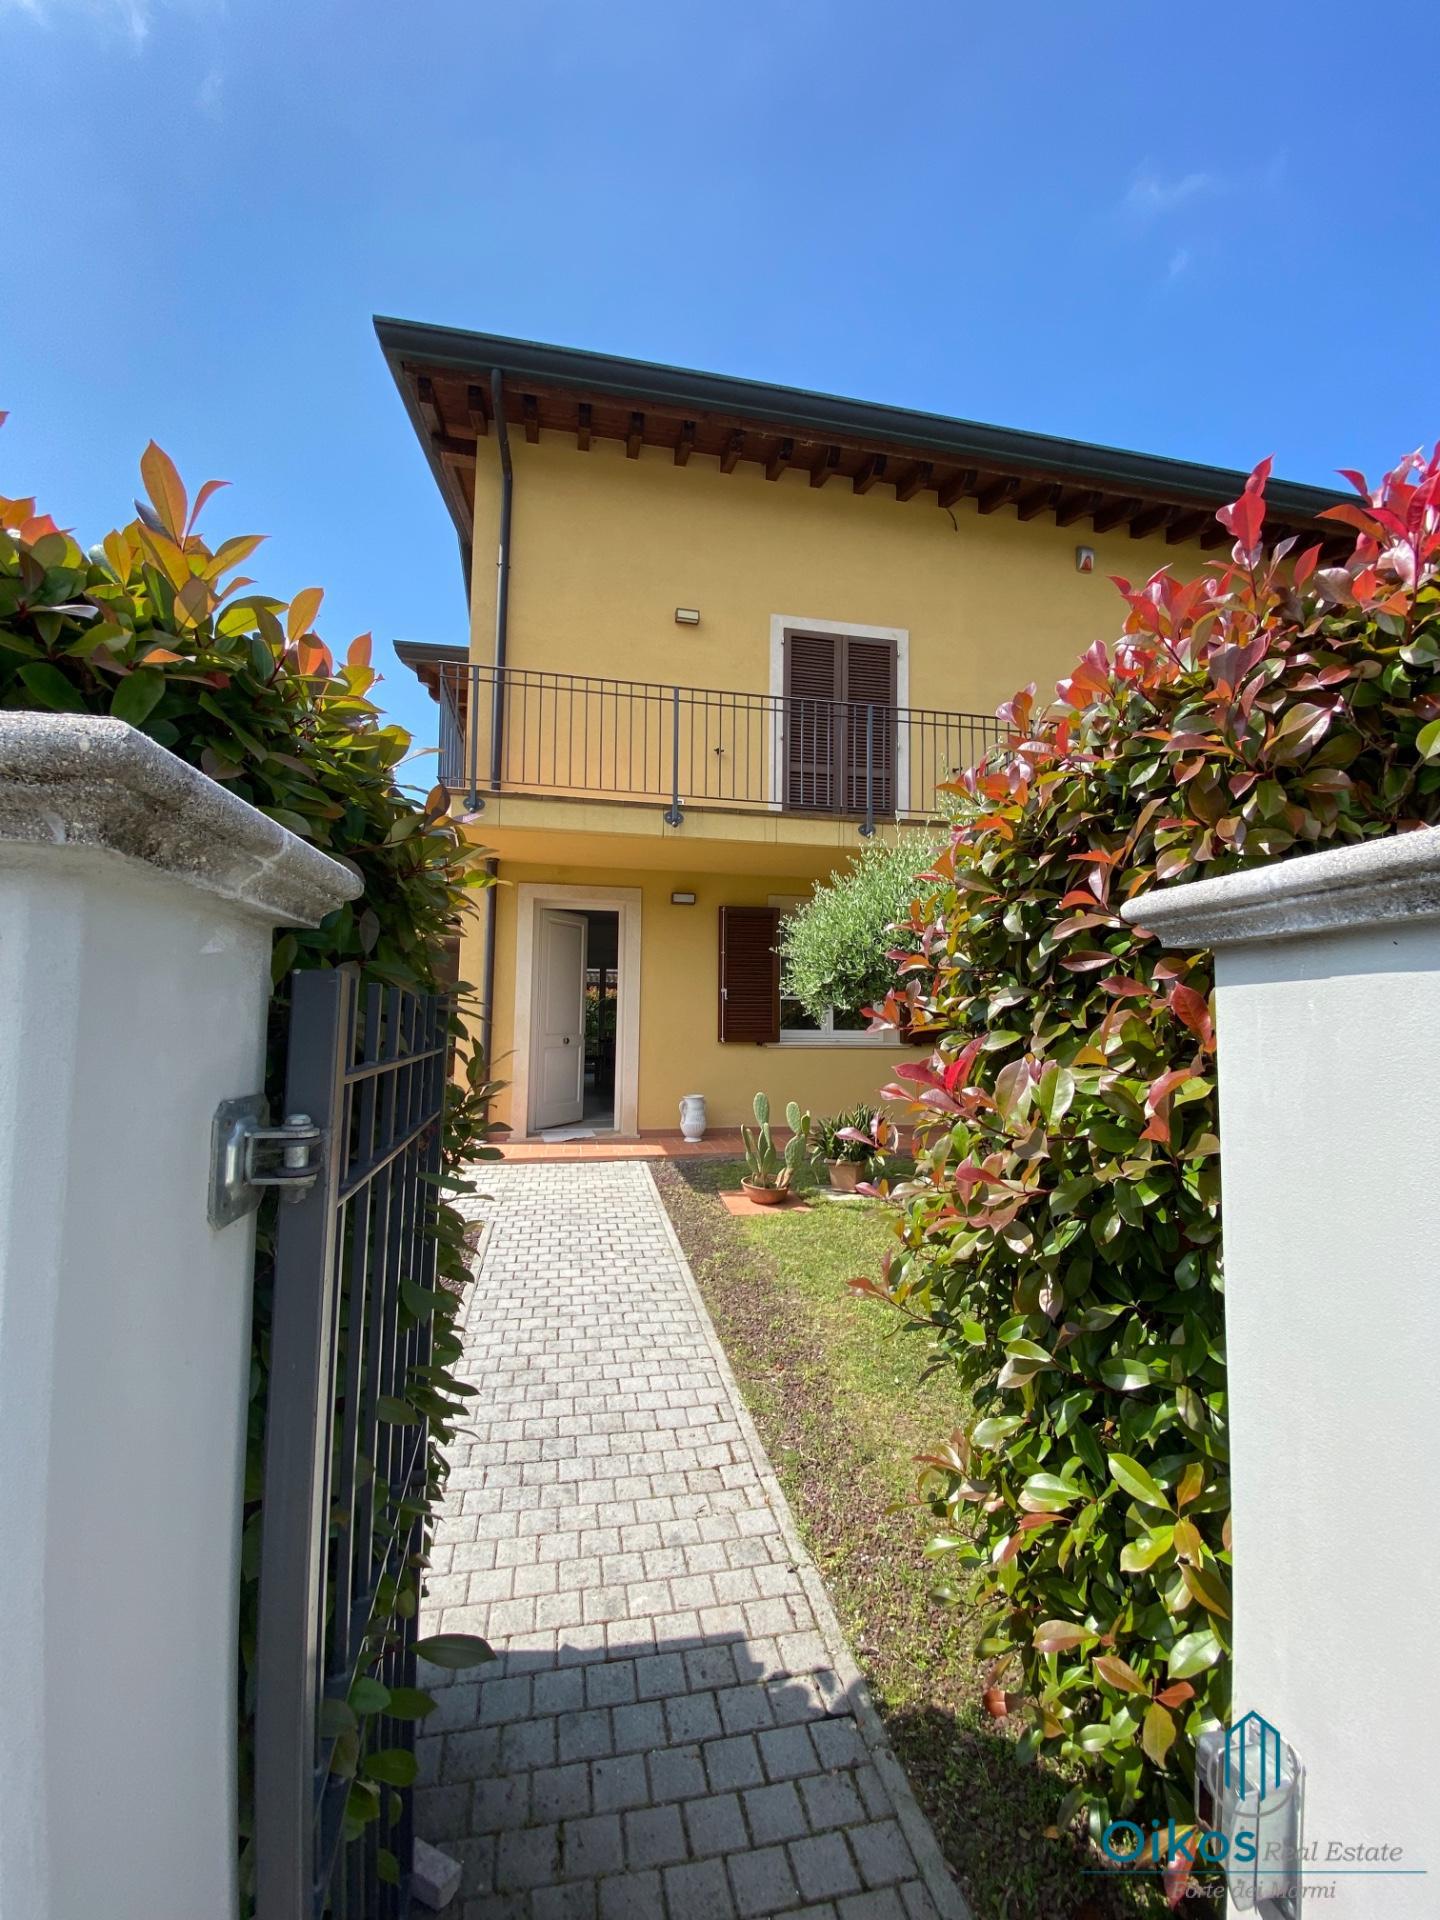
[17,661,87,711]
[376,1395,420,1425]
[1108,1454,1170,1510]
[1141,1702,1177,1769]
[362,1747,417,1788]
[1167,1629,1222,1680]
[1099,1357,1151,1393]
[1418,717,1440,761]
[1033,1619,1090,1655]
[1021,1472,1083,1512]
[413,1632,498,1671]
[110,667,165,726]
[1119,1527,1174,1573]
[349,1676,391,1715]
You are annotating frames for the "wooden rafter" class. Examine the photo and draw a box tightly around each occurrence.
[675,420,695,466]
[1128,503,1173,539]
[466,384,489,436]
[627,412,644,459]
[765,437,794,482]
[1198,525,1232,550]
[894,461,932,502]
[976,476,1019,515]
[522,394,540,444]
[415,375,443,438]
[853,454,887,496]
[811,445,841,488]
[576,402,592,452]
[435,434,476,469]
[1091,496,1141,533]
[720,430,745,474]
[1055,489,1101,527]
[1016,482,1061,522]
[1165,509,1209,546]
[937,468,976,511]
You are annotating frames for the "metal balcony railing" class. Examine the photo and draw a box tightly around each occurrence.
[434,662,1005,831]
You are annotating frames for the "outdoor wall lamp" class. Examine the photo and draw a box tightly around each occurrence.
[670,891,697,905]
[1194,1714,1305,1916]
[674,607,701,625]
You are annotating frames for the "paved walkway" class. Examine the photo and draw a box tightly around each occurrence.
[415,1161,965,1920]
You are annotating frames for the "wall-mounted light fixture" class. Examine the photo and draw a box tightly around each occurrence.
[674,607,701,626]
[670,891,697,906]
[1075,546,1096,574]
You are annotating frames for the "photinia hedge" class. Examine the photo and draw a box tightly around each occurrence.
[862,449,1440,1891]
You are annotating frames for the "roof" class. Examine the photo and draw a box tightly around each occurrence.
[394,638,465,702]
[375,315,1345,557]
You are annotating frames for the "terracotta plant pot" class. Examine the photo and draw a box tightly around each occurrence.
[827,1159,863,1192]
[740,1179,786,1206]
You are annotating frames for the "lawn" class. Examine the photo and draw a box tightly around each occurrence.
[654,1159,1163,1920]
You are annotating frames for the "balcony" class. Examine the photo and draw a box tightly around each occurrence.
[431,662,1005,830]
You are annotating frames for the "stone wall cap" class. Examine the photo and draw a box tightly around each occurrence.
[0,712,364,927]
[1120,827,1440,949]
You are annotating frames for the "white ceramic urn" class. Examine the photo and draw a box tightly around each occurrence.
[678,1094,707,1142]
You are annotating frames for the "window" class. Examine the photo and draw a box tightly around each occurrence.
[783,629,897,815]
[716,899,887,1048]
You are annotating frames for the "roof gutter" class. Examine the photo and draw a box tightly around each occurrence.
[373,315,1343,528]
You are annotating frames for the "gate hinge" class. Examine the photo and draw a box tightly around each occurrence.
[209,1095,326,1229]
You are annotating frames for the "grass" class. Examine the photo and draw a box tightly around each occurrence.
[654,1159,1163,1920]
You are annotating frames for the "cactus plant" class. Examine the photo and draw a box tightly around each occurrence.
[741,1091,815,1196]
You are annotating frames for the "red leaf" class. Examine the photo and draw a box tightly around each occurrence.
[1168,983,1215,1051]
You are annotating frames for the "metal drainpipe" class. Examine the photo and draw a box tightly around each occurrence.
[478,369,512,1087]
[489,366,513,793]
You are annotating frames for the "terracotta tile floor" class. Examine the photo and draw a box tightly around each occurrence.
[494,1130,795,1165]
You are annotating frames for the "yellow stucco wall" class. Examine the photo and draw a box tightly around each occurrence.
[472,857,910,1136]
[460,426,1197,1135]
[467,430,1188,713]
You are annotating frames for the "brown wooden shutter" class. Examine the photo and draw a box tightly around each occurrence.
[718,906,781,1043]
[841,636,897,816]
[783,633,839,811]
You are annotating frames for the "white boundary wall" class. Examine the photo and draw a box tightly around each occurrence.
[1124,829,1440,1917]
[0,716,358,1920]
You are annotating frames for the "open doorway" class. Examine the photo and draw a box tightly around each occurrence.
[530,906,620,1137]
[580,910,619,1128]
[519,885,641,1140]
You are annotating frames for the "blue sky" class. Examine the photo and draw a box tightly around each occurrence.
[4,0,1437,761]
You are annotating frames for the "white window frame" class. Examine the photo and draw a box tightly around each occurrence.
[767,892,892,1048]
[766,615,910,812]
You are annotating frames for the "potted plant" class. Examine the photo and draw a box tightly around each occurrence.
[740,1092,812,1205]
[814,1104,879,1191]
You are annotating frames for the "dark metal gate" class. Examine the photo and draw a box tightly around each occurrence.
[255,967,449,1919]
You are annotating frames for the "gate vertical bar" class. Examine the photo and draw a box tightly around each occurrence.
[254,967,352,1920]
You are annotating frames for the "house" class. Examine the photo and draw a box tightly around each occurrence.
[377,318,1340,1139]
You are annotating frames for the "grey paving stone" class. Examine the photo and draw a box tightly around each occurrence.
[663,1856,738,1920]
[702,1734,764,1794]
[591,1752,650,1814]
[534,1883,599,1920]
[495,1822,560,1892]
[647,1742,709,1804]
[729,1843,802,1917]
[684,1790,749,1858]
[532,1761,592,1822]
[562,1813,625,1880]
[758,1722,821,1781]
[791,1832,862,1901]
[744,1780,808,1846]
[839,1890,909,1920]
[800,1770,867,1831]
[851,1820,914,1889]
[598,1869,665,1920]
[623,1802,687,1870]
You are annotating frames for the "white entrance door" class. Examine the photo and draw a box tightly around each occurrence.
[532,909,588,1131]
